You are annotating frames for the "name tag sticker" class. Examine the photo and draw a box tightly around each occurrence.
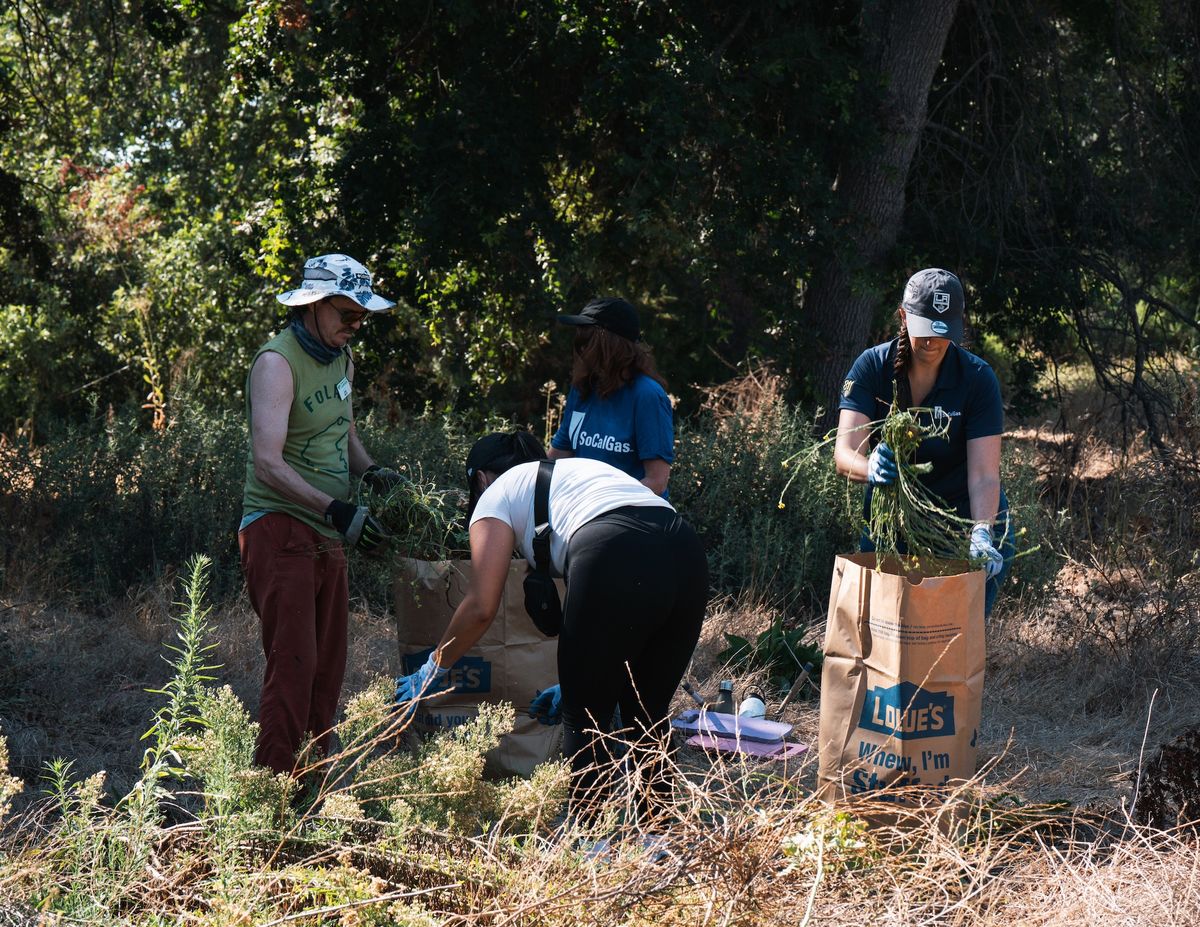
[336,377,352,400]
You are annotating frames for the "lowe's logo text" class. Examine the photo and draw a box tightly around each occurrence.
[859,682,954,740]
[404,649,492,694]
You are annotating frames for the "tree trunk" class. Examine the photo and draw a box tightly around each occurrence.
[804,0,959,425]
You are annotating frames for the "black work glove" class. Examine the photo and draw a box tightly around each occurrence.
[324,499,390,553]
[361,464,405,494]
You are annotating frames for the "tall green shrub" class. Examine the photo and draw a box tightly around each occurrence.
[6,395,246,597]
[670,371,854,609]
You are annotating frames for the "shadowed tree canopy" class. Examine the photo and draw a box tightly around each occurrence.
[0,0,1196,441]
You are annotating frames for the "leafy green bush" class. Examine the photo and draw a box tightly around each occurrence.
[670,369,855,609]
[718,614,824,692]
[4,395,247,598]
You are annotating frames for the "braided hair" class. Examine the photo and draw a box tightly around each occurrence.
[893,313,915,411]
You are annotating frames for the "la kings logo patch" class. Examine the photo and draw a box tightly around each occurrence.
[932,291,951,313]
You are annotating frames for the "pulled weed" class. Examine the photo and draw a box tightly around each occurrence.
[867,405,975,562]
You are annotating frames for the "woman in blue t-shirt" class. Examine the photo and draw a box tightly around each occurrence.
[833,268,1013,617]
[549,297,674,497]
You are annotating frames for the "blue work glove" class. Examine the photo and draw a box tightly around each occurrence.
[867,442,898,486]
[530,685,563,726]
[970,523,1004,579]
[395,654,451,706]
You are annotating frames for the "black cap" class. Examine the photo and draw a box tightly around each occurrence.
[557,296,640,342]
[465,433,516,484]
[901,268,965,343]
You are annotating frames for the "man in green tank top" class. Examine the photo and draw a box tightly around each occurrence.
[239,253,404,775]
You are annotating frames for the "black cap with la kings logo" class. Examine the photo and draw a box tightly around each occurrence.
[901,268,964,343]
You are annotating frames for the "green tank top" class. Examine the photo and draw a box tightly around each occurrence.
[241,328,353,538]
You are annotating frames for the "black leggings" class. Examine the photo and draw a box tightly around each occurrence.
[558,505,708,821]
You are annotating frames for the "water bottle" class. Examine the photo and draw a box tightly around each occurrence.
[738,691,767,719]
[713,680,735,715]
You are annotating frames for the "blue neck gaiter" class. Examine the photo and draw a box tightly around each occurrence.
[290,315,344,365]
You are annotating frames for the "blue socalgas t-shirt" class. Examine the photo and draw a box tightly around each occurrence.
[839,339,1003,518]
[551,374,674,492]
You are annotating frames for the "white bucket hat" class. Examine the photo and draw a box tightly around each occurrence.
[276,253,396,311]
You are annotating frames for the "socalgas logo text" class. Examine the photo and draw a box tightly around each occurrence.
[404,649,491,694]
[568,411,631,454]
[575,431,632,454]
[858,681,954,740]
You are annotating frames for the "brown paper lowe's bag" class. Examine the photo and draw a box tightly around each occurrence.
[395,557,563,778]
[817,553,985,804]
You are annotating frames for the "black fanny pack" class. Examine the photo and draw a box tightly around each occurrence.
[523,459,563,637]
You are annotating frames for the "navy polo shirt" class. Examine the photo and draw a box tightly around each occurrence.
[839,339,1003,518]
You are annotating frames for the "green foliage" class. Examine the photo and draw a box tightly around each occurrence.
[11,559,220,922]
[671,371,855,608]
[0,0,863,426]
[34,757,151,920]
[2,395,247,598]
[127,555,218,827]
[718,615,824,692]
[999,444,1066,599]
[868,406,973,564]
[179,685,280,824]
[7,374,862,611]
[11,626,568,923]
[0,401,481,601]
[782,809,878,873]
[908,2,1200,439]
[2,0,1199,443]
[336,680,569,837]
[359,473,469,562]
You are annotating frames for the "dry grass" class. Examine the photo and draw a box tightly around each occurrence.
[4,377,1200,923]
[4,690,1200,926]
[0,582,401,807]
[8,557,1198,924]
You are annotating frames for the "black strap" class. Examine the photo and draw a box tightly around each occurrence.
[532,459,555,576]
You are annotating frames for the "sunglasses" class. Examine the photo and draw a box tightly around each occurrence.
[322,301,369,326]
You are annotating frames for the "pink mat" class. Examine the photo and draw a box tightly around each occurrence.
[686,733,808,760]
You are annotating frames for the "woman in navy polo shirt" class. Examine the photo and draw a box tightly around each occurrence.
[833,268,1013,616]
[548,297,674,498]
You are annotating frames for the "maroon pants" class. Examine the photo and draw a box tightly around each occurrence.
[239,513,348,774]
